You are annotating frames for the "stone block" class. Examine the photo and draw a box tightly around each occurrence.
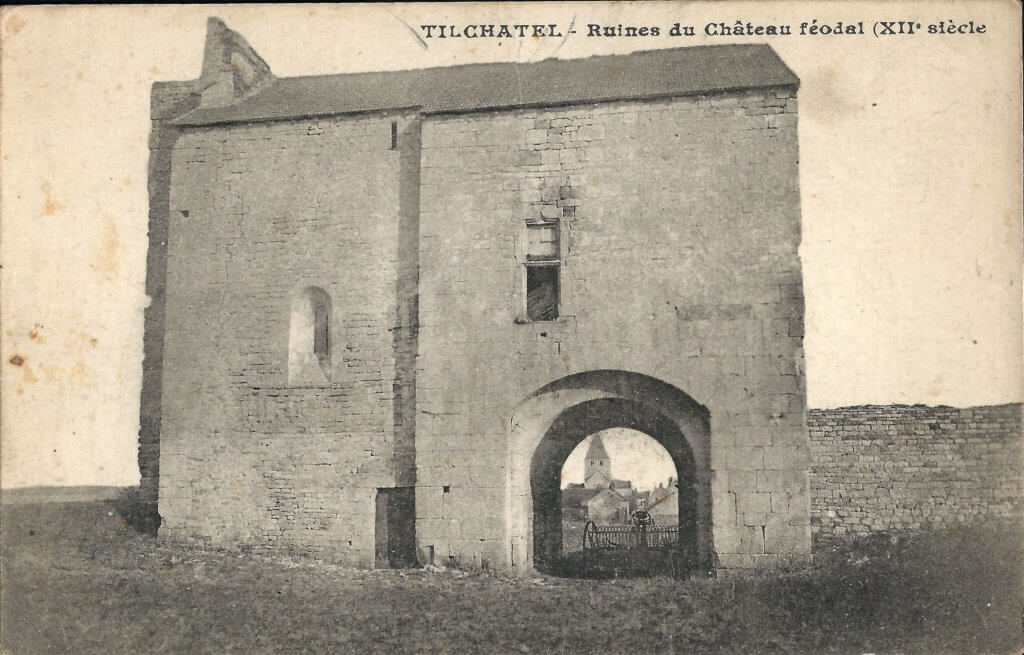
[726,447,765,471]
[736,492,771,525]
[577,124,606,141]
[756,468,808,493]
[716,525,764,554]
[727,470,758,492]
[540,204,561,220]
[717,553,756,569]
[731,427,773,447]
[764,524,810,554]
[764,445,809,469]
[526,129,548,144]
[711,492,736,525]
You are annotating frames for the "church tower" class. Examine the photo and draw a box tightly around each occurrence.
[583,434,611,489]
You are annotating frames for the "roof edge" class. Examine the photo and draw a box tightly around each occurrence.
[172,82,800,128]
[227,42,797,86]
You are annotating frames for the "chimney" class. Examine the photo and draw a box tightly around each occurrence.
[198,17,273,108]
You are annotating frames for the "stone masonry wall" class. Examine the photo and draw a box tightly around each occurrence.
[808,404,1023,546]
[158,113,419,565]
[139,82,200,508]
[416,87,809,570]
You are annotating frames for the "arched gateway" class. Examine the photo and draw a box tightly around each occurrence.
[508,370,712,573]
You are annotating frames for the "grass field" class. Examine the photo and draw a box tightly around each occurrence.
[1,497,1022,654]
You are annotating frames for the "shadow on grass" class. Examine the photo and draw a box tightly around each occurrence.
[542,547,699,579]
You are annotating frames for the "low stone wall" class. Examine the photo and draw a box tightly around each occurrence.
[808,404,1023,546]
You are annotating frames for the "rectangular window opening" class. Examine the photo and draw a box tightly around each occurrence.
[525,221,560,322]
[390,121,398,150]
[527,265,559,321]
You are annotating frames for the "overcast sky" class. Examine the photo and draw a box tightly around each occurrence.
[561,429,676,492]
[1,3,1021,488]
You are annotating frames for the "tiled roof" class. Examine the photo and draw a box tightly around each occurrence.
[647,489,677,511]
[174,44,797,126]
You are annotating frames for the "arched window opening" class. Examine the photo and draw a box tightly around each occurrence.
[288,286,331,385]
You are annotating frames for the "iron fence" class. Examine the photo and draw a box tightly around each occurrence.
[582,521,680,551]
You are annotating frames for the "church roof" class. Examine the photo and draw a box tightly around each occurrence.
[585,435,609,461]
[174,44,798,126]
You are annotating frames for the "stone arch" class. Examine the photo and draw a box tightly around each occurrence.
[508,370,712,573]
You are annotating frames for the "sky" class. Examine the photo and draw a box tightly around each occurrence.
[1,3,1021,488]
[561,429,676,492]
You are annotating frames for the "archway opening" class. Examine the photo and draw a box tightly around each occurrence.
[530,397,700,577]
[559,429,679,556]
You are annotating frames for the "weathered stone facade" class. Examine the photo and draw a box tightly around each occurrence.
[416,90,808,571]
[808,404,1023,546]
[157,112,423,559]
[139,81,201,509]
[145,18,814,572]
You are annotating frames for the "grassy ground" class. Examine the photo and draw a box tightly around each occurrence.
[2,499,1022,654]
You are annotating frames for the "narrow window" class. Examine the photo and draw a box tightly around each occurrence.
[526,221,560,321]
[288,286,331,384]
[390,121,398,150]
[313,299,329,367]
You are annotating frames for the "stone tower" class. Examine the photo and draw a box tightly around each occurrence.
[584,435,611,489]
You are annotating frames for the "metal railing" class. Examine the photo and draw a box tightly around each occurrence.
[582,511,681,552]
[583,522,681,550]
